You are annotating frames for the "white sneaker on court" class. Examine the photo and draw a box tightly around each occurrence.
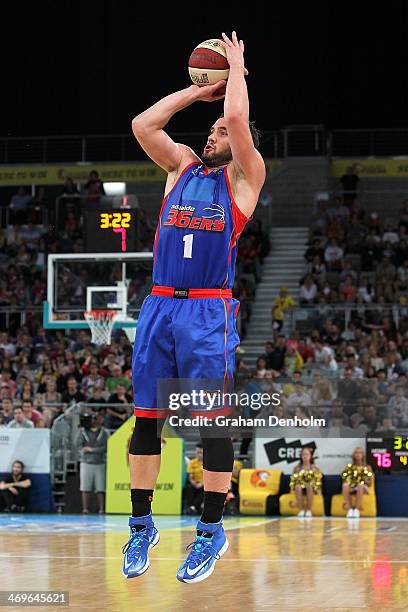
[298,510,305,517]
[346,508,354,518]
[305,510,312,518]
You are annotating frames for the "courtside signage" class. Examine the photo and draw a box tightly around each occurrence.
[255,437,365,474]
[105,418,183,514]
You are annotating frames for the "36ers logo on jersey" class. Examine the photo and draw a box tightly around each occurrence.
[202,203,225,222]
[163,203,225,232]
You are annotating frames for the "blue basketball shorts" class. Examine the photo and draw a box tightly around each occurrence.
[132,289,240,418]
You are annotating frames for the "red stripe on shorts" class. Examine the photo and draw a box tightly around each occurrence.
[151,286,232,299]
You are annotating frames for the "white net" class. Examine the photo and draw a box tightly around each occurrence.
[84,310,119,345]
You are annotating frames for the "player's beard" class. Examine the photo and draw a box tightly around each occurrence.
[201,146,232,168]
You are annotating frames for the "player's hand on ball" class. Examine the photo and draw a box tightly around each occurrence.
[191,80,226,102]
[219,31,248,75]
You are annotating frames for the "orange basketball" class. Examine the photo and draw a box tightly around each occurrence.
[188,39,229,86]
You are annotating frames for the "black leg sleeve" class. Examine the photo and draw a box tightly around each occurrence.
[129,417,166,456]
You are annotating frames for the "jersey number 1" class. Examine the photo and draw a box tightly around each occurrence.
[183,234,193,259]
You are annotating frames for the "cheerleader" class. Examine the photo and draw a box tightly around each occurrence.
[290,447,322,517]
[342,447,373,518]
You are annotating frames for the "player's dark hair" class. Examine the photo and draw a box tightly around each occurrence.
[196,443,203,449]
[218,114,261,148]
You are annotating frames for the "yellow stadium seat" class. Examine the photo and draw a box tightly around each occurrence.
[239,469,282,515]
[331,479,377,517]
[279,491,325,516]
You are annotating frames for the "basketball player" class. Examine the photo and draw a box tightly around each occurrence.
[122,32,265,583]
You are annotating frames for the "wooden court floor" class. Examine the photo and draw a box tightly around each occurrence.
[1,514,408,611]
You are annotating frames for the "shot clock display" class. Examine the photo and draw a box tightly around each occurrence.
[84,209,138,253]
[366,434,408,473]
[100,211,131,229]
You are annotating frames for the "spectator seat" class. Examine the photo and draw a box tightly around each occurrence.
[331,477,377,517]
[239,469,282,515]
[279,491,325,516]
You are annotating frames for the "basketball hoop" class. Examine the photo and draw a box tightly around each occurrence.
[84,310,119,345]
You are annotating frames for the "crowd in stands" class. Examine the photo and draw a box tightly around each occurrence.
[0,177,270,432]
[248,195,408,436]
[301,197,408,306]
[2,169,137,431]
[0,174,105,312]
[3,171,408,518]
[235,219,270,338]
[250,331,408,434]
[0,327,135,430]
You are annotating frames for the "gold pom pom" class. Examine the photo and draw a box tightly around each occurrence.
[290,469,322,493]
[342,464,372,487]
[290,471,299,490]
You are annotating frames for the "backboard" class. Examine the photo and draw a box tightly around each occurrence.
[43,252,153,339]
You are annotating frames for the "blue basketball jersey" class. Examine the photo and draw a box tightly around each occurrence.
[153,162,249,289]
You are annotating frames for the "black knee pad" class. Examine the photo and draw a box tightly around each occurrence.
[201,437,234,472]
[129,417,165,456]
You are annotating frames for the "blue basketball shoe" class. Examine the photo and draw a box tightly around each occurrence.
[177,519,229,584]
[122,514,159,578]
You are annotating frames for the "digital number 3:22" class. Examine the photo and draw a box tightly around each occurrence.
[100,212,131,229]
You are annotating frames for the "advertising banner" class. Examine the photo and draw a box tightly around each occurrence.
[106,418,184,514]
[0,160,283,187]
[331,158,408,178]
[255,436,365,475]
[3,157,408,186]
[0,162,166,186]
[0,429,50,473]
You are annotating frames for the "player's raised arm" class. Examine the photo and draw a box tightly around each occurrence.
[131,82,226,173]
[220,31,265,215]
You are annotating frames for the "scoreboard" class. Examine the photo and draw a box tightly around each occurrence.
[366,434,408,473]
[84,209,138,253]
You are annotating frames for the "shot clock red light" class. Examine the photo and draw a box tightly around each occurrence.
[113,228,127,252]
[99,211,131,252]
[84,209,137,253]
